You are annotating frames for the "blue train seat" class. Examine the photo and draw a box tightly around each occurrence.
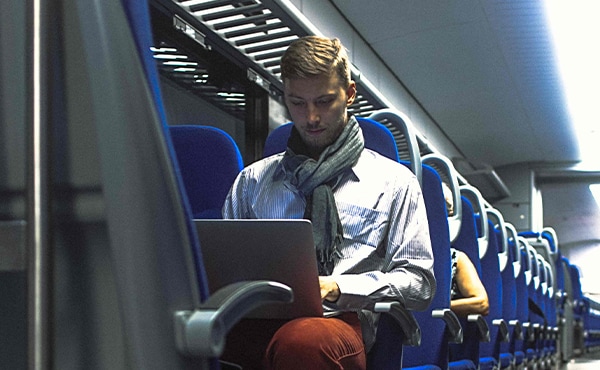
[515,237,534,368]
[169,125,243,219]
[525,243,544,368]
[477,209,510,370]
[448,191,489,370]
[402,155,463,370]
[542,257,559,367]
[500,223,524,369]
[263,117,400,162]
[517,239,537,368]
[569,263,587,353]
[558,256,575,361]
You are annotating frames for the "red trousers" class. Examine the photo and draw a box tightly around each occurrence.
[221,312,366,370]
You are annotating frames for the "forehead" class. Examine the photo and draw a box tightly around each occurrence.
[283,74,345,98]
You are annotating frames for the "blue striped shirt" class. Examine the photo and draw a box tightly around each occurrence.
[223,147,435,348]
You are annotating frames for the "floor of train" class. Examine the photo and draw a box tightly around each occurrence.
[561,350,600,370]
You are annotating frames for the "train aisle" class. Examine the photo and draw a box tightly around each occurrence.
[562,351,600,370]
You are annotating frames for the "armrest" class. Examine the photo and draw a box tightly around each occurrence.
[541,323,550,339]
[432,308,463,343]
[553,326,560,337]
[509,319,523,340]
[493,318,510,342]
[374,301,421,346]
[522,322,535,342]
[467,314,490,342]
[174,280,293,357]
[556,290,568,307]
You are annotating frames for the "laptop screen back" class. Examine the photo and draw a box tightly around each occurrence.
[194,219,323,319]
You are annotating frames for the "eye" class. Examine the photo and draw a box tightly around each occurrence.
[289,99,305,107]
[316,98,334,106]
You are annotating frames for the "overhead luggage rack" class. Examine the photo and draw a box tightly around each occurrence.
[173,0,300,83]
[153,0,432,160]
[151,0,387,117]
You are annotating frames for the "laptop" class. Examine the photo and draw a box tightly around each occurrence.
[194,219,324,319]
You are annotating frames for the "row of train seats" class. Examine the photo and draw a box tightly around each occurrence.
[122,1,600,368]
[167,113,600,369]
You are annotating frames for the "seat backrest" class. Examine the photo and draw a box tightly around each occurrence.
[422,154,463,243]
[514,237,532,356]
[169,125,243,219]
[541,227,559,254]
[499,223,519,361]
[477,215,504,365]
[570,264,585,315]
[526,246,544,330]
[501,224,519,323]
[402,164,454,369]
[460,185,489,259]
[520,230,559,296]
[559,256,575,359]
[263,116,400,162]
[367,109,421,183]
[543,259,557,328]
[449,196,483,367]
[453,196,483,279]
[535,255,549,328]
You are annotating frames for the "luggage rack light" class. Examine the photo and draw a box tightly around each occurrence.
[174,14,210,50]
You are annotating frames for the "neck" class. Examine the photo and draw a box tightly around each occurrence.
[308,148,322,160]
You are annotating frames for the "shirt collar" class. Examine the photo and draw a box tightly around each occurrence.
[347,149,371,182]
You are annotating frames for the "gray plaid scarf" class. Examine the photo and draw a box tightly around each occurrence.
[282,116,364,275]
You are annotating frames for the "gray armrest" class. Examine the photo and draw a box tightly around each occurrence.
[432,308,463,343]
[522,322,535,342]
[509,319,523,340]
[467,314,490,342]
[493,318,510,342]
[552,326,560,339]
[174,280,293,357]
[374,301,421,346]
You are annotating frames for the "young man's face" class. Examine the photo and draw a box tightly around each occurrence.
[284,73,356,159]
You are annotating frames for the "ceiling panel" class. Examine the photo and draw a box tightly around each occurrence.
[331,0,579,168]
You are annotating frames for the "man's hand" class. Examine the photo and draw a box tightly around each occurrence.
[319,276,340,302]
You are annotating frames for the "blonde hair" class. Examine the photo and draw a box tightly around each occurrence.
[281,36,351,86]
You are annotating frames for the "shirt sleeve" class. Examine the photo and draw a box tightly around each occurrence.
[333,175,436,312]
[222,170,250,219]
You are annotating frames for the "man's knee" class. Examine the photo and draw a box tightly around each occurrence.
[265,317,366,370]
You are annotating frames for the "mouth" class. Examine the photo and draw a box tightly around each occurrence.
[305,128,325,137]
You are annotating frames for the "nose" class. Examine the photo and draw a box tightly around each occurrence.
[306,103,320,125]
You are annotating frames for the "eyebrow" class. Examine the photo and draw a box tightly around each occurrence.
[286,93,337,100]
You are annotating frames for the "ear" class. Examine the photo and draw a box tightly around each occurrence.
[345,81,357,106]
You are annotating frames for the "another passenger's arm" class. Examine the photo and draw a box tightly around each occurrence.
[450,250,489,317]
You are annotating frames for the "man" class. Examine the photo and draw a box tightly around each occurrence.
[222,36,435,369]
